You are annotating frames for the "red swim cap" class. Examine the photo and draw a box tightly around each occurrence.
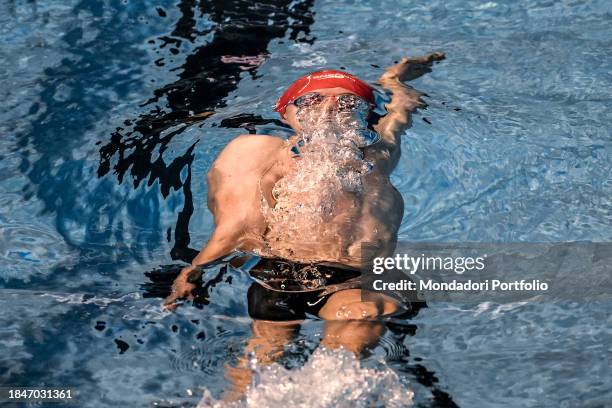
[274,70,375,118]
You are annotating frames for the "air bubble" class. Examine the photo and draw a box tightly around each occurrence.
[261,102,377,262]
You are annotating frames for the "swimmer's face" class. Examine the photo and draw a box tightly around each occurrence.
[283,87,371,132]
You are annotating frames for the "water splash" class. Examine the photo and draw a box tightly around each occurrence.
[197,347,414,408]
[260,102,377,261]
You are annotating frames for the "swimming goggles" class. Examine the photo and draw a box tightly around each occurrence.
[292,92,372,112]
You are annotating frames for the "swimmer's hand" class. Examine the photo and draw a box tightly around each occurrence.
[163,265,201,311]
[380,52,445,83]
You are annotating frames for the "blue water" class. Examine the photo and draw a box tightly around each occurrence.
[1,0,611,407]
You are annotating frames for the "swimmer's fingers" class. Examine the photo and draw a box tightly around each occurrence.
[162,298,179,312]
[397,52,445,67]
[163,292,194,312]
[415,51,445,64]
[163,281,196,311]
[380,52,445,83]
[162,292,181,311]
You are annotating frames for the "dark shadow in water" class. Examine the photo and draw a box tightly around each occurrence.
[142,262,229,309]
[98,0,315,263]
[218,113,290,134]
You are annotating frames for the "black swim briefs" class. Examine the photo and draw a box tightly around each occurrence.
[246,258,362,321]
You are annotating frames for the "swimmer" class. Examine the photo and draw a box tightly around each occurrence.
[164,52,444,314]
[164,53,444,400]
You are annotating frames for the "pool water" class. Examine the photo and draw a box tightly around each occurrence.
[1,0,611,407]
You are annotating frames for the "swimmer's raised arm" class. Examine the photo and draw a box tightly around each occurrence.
[372,52,445,170]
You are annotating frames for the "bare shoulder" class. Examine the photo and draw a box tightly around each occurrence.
[218,134,286,158]
[209,134,288,182]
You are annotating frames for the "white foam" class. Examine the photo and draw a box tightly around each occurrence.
[260,102,374,261]
[197,347,414,408]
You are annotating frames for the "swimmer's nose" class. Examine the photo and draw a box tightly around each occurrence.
[321,96,337,113]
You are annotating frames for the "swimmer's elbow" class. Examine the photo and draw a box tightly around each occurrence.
[374,118,407,147]
[204,224,244,255]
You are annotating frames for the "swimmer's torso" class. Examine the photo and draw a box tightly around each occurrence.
[207,133,403,268]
